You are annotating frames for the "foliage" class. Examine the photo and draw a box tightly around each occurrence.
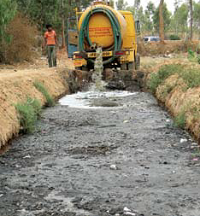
[180,68,200,89]
[148,64,183,93]
[34,81,55,107]
[188,49,195,59]
[170,4,188,36]
[0,0,17,40]
[1,14,38,63]
[0,0,17,61]
[193,2,200,30]
[15,97,42,134]
[153,3,172,33]
[27,97,42,117]
[169,34,181,40]
[197,55,200,64]
[116,0,128,10]
[174,111,186,129]
[16,0,93,32]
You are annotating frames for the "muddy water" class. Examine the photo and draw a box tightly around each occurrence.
[0,90,200,216]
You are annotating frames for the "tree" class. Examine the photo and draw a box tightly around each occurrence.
[0,0,17,61]
[170,3,188,36]
[159,0,164,42]
[189,0,193,40]
[193,2,200,38]
[134,0,141,20]
[153,3,171,35]
[116,0,127,10]
[144,1,156,34]
[0,0,17,42]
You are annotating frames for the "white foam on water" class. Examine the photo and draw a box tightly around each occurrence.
[59,91,137,109]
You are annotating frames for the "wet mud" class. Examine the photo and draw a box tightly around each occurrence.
[0,91,200,216]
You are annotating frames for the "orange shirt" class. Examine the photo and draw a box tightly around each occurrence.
[44,30,56,45]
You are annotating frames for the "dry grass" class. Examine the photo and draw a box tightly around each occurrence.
[145,58,200,143]
[0,67,71,148]
[138,40,200,56]
[2,14,38,64]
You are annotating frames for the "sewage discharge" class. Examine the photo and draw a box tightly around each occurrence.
[59,47,137,108]
[91,47,106,91]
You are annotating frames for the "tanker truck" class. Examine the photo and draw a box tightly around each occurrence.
[68,1,140,71]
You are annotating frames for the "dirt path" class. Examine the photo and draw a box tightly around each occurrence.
[0,91,200,216]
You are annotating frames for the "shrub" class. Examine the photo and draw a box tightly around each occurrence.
[180,69,200,89]
[27,97,42,117]
[148,64,183,93]
[33,81,55,107]
[15,98,42,134]
[174,111,186,129]
[1,13,38,63]
[188,49,195,60]
[0,0,17,62]
[147,72,161,93]
[169,35,181,40]
[197,55,200,64]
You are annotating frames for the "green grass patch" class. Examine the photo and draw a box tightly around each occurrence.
[148,63,200,93]
[148,64,183,93]
[33,81,55,107]
[174,111,186,129]
[15,97,42,134]
[180,69,200,89]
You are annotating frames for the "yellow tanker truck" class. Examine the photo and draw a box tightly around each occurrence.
[70,1,140,71]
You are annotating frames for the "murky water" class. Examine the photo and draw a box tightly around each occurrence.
[59,91,137,109]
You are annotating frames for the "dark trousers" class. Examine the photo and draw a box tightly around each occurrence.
[47,45,57,67]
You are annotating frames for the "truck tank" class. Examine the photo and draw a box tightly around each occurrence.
[72,1,140,70]
[78,3,127,50]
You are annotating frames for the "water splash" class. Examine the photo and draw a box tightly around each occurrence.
[59,91,137,109]
[91,47,106,91]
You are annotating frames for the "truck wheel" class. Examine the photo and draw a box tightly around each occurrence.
[121,63,127,70]
[82,66,89,72]
[75,67,82,70]
[135,54,140,70]
[128,62,135,70]
[75,66,88,71]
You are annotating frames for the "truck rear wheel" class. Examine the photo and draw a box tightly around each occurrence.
[75,66,88,71]
[128,62,135,70]
[121,63,127,70]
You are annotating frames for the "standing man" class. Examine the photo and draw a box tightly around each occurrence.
[44,24,58,67]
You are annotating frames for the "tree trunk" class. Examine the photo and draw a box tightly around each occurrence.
[189,0,193,40]
[159,0,164,42]
[61,0,66,48]
[61,18,66,48]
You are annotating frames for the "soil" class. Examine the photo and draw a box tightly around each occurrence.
[0,91,200,216]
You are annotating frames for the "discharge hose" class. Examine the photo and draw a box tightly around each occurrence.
[78,7,122,65]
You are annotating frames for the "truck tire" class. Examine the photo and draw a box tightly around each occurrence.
[121,63,127,70]
[128,62,135,70]
[135,54,140,70]
[82,65,89,72]
[75,66,88,71]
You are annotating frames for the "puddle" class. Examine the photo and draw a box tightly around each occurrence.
[59,91,137,109]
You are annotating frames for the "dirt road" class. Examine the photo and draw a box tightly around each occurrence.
[0,91,200,216]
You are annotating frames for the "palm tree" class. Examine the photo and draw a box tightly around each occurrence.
[159,0,164,42]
